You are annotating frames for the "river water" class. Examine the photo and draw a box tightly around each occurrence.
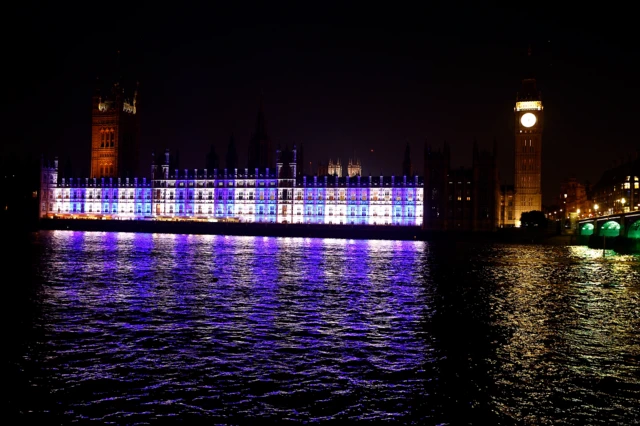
[8,231,640,424]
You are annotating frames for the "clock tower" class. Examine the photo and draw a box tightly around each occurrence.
[513,78,543,227]
[90,78,140,179]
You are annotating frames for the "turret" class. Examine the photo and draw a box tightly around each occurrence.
[151,150,157,180]
[290,144,297,178]
[162,148,169,179]
[133,81,139,114]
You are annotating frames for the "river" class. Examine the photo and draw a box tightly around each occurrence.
[8,231,640,424]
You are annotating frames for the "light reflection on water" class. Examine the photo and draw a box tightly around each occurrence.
[8,231,640,424]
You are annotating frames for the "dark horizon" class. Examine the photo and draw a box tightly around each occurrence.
[4,4,638,206]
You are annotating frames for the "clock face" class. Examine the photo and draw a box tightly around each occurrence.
[520,112,537,128]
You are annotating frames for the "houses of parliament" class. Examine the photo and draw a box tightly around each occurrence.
[39,75,544,230]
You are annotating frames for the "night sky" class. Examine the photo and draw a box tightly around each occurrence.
[5,4,638,206]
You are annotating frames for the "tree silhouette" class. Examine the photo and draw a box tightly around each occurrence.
[520,210,547,228]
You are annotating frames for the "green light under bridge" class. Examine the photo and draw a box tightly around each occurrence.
[628,221,640,239]
[580,223,594,236]
[600,221,621,237]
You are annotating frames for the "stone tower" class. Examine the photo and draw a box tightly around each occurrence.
[90,77,140,179]
[513,78,543,227]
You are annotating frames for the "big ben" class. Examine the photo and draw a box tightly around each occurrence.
[513,78,543,227]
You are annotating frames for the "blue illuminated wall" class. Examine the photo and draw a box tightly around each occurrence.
[41,165,424,226]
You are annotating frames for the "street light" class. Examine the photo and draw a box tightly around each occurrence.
[594,204,599,215]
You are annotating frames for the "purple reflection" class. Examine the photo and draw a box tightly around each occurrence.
[29,232,430,421]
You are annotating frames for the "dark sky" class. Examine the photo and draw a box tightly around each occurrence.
[4,3,638,205]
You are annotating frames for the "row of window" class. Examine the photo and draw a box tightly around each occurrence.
[46,203,420,217]
[98,165,115,177]
[100,129,115,148]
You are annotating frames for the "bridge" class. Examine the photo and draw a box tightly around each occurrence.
[576,211,640,253]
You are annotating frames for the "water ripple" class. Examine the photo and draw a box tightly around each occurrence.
[7,232,640,424]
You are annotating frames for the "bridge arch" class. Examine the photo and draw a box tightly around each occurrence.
[579,222,594,236]
[628,218,640,239]
[599,220,621,237]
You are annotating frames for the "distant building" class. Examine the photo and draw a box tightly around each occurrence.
[40,148,424,226]
[347,157,362,177]
[557,177,591,218]
[590,153,640,215]
[423,140,500,231]
[39,85,424,226]
[90,78,140,179]
[316,162,328,177]
[327,158,342,177]
[513,77,543,226]
[499,184,515,227]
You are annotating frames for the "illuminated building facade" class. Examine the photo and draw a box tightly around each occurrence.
[39,147,424,226]
[347,157,362,177]
[590,153,640,215]
[513,78,543,226]
[557,177,591,218]
[327,159,342,177]
[90,79,140,179]
[37,78,523,231]
[499,184,515,227]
